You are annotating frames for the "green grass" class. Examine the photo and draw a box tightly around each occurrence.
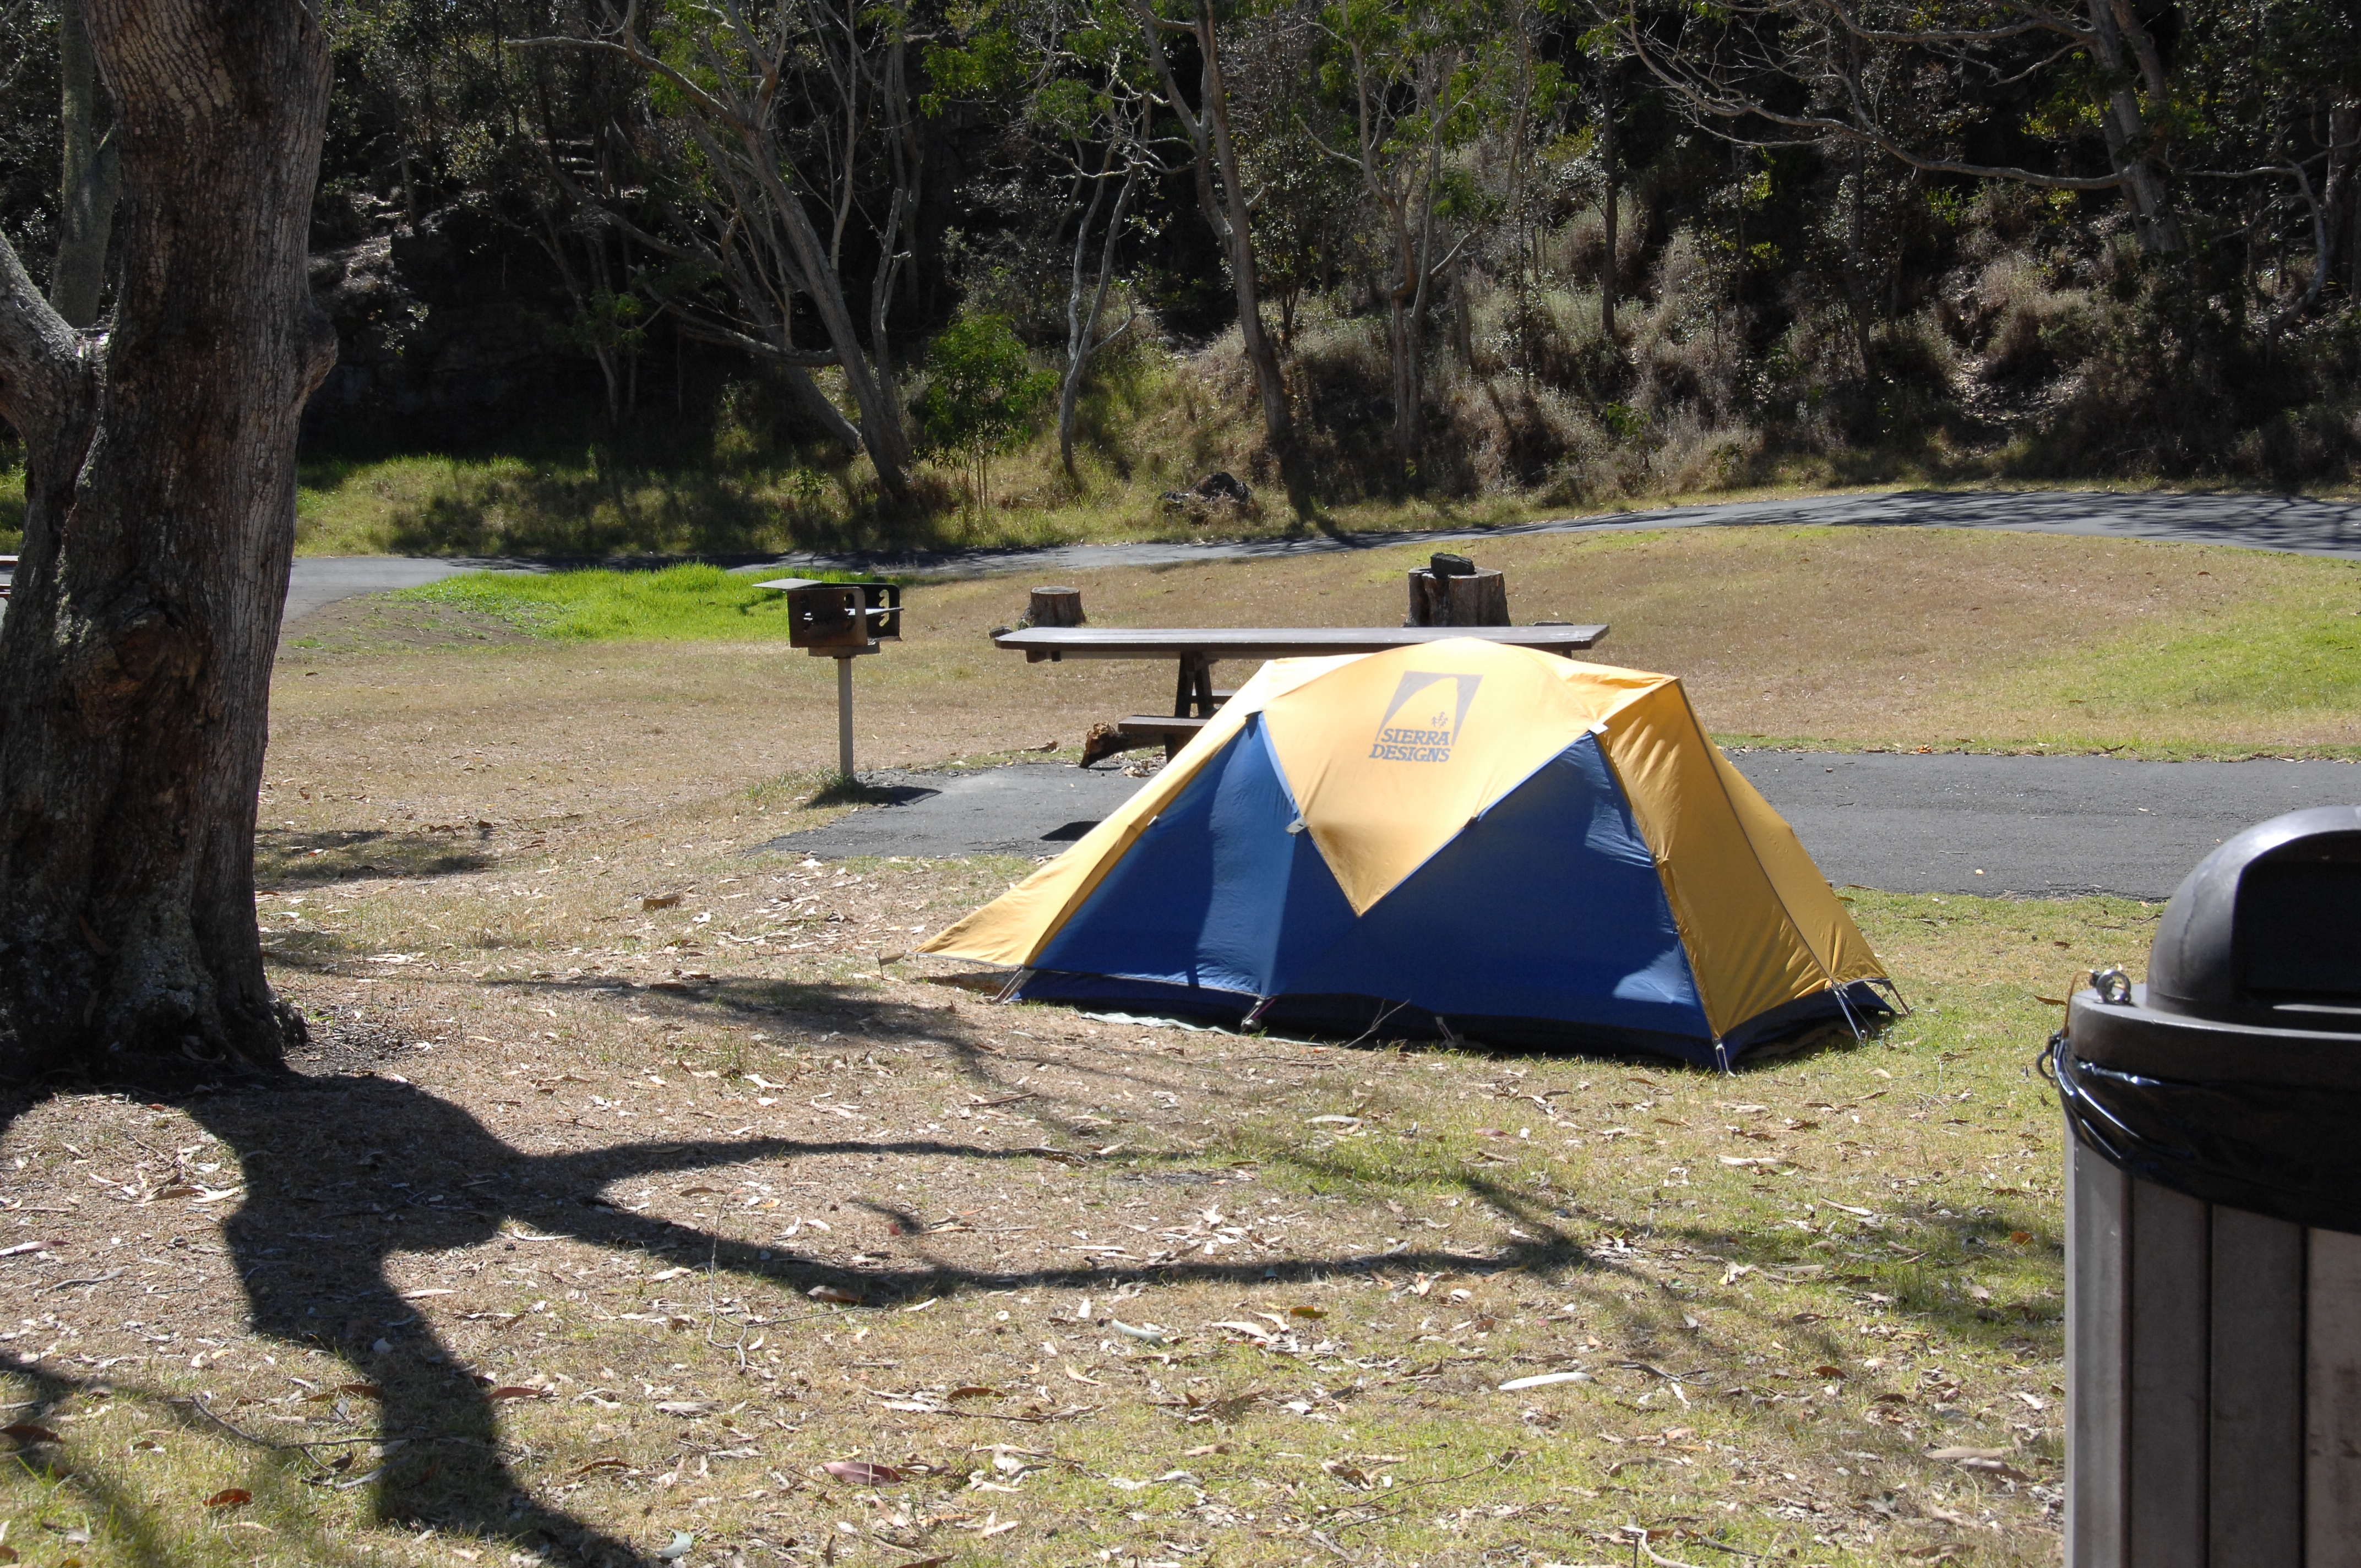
[383,562,894,642]
[2006,590,2361,744]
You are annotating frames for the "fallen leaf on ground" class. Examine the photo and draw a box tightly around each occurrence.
[1498,1372,1590,1391]
[808,1284,862,1305]
[655,1530,695,1561]
[203,1489,252,1509]
[1,1424,60,1443]
[824,1460,904,1485]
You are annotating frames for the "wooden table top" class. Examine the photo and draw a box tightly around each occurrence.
[993,624,1609,661]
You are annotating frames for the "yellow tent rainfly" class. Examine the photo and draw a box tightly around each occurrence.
[921,640,1891,1068]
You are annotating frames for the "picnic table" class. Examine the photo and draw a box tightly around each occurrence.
[992,623,1609,758]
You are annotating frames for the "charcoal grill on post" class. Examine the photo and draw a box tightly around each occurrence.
[759,578,902,779]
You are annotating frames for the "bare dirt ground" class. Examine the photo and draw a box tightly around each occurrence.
[0,526,2233,1567]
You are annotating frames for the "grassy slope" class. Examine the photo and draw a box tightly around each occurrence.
[276,335,2318,562]
[299,524,2361,759]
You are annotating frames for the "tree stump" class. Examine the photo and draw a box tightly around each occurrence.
[1405,563,1509,627]
[1029,586,1086,627]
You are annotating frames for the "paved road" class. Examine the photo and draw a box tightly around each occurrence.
[1732,752,2355,897]
[0,489,2347,625]
[282,556,515,622]
[245,486,2361,628]
[741,486,2361,581]
[764,753,2361,900]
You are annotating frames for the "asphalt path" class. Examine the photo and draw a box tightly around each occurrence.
[743,485,2361,580]
[159,491,2359,897]
[246,486,2361,629]
[281,554,508,622]
[764,753,2361,900]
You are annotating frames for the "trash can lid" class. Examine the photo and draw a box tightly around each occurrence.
[2148,805,2361,1032]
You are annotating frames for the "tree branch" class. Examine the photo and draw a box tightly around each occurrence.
[0,231,89,439]
[1623,20,2129,192]
[666,312,842,367]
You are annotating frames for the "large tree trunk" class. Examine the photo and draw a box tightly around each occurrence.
[0,0,337,1081]
[49,0,121,328]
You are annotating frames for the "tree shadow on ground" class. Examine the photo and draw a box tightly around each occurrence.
[0,1063,1600,1565]
[255,824,499,886]
[0,966,2001,1562]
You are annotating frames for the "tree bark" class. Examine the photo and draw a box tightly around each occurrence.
[0,0,338,1081]
[1129,0,1299,502]
[48,0,121,328]
[1192,0,1292,471]
[1059,156,1139,481]
[2085,0,2182,254]
[1598,67,1618,341]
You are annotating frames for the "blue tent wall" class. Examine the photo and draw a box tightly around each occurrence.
[1271,736,1710,1041]
[1032,717,1355,995]
[1029,723,1715,1049]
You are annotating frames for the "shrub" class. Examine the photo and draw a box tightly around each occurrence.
[915,310,1058,514]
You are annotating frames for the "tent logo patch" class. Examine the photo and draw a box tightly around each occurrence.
[1369,672,1484,763]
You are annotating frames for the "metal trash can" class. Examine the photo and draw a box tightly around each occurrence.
[2054,805,2361,1566]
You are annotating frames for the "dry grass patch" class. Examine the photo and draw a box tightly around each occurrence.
[272,527,2361,802]
[0,533,2249,1567]
[0,728,2145,1568]
[0,856,2119,1568]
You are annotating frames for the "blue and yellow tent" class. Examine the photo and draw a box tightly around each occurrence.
[921,640,1889,1067]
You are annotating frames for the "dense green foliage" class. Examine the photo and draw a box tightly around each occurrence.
[6,0,2361,542]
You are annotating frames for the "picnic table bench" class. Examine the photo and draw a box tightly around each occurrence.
[993,622,1609,760]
